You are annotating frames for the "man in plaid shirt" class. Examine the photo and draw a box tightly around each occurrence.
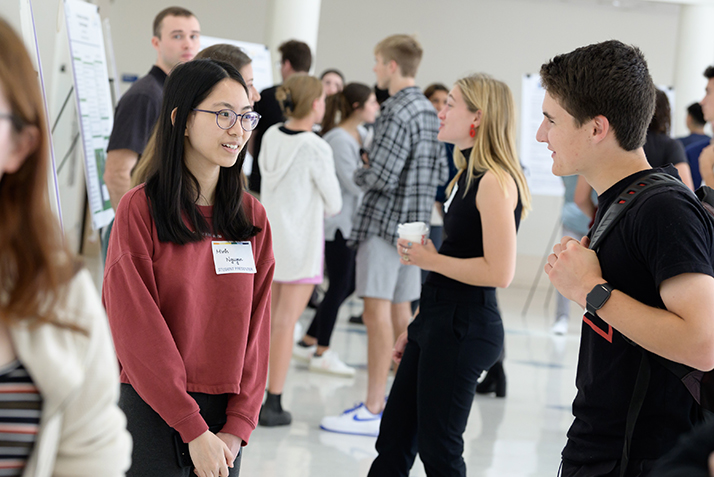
[320,34,448,437]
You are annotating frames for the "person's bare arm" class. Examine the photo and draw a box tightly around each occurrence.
[104,149,139,210]
[675,162,695,190]
[700,143,714,187]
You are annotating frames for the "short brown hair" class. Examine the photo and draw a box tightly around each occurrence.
[195,44,252,72]
[278,40,312,73]
[276,74,322,120]
[153,6,195,38]
[374,34,423,78]
[540,40,655,151]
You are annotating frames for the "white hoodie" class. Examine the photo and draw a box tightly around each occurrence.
[258,124,342,281]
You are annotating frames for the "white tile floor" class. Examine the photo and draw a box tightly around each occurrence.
[241,285,582,477]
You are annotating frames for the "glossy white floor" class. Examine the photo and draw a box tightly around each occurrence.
[241,285,582,477]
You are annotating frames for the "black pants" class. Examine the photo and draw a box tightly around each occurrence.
[119,384,242,477]
[306,230,356,347]
[368,284,504,477]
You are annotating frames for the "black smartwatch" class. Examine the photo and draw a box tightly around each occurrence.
[586,283,614,317]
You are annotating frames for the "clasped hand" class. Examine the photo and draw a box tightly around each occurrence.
[544,235,603,307]
[189,430,242,477]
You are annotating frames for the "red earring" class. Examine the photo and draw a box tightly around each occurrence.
[469,124,476,138]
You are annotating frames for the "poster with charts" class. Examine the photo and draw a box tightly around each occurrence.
[519,74,564,197]
[64,0,114,229]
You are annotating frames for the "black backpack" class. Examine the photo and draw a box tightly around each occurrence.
[588,172,714,476]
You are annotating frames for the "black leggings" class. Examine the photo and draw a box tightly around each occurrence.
[119,384,242,477]
[368,284,504,477]
[306,230,356,347]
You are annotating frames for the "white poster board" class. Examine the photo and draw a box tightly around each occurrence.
[14,0,64,227]
[64,0,114,230]
[520,74,564,197]
[200,35,273,94]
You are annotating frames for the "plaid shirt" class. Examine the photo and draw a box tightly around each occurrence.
[351,86,448,245]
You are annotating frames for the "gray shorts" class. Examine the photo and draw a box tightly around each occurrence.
[355,235,421,303]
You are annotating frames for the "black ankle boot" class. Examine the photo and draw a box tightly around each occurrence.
[476,362,506,398]
[258,392,292,426]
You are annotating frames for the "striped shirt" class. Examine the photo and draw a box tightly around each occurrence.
[0,361,42,477]
[351,86,448,245]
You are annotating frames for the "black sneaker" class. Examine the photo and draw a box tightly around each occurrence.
[258,404,292,426]
[348,314,364,325]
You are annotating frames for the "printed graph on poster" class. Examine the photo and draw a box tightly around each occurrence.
[64,0,114,229]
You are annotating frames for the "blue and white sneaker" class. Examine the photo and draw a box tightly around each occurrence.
[320,403,381,437]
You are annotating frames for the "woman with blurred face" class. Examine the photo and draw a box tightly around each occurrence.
[295,83,379,376]
[320,68,345,96]
[0,17,131,477]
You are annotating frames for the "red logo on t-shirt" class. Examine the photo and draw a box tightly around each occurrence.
[583,313,613,343]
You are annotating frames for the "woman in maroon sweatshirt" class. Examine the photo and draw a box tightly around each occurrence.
[103,59,274,477]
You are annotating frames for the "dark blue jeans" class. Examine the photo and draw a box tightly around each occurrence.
[369,284,504,477]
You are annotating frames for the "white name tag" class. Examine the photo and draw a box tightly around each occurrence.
[211,241,257,274]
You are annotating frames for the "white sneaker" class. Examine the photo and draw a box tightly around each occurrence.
[551,316,568,335]
[309,350,356,377]
[293,343,317,362]
[293,321,304,343]
[320,403,381,437]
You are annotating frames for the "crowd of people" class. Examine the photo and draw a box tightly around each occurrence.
[4,4,714,477]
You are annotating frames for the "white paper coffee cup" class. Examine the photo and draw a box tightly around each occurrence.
[397,222,429,245]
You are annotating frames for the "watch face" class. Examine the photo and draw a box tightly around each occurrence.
[588,284,611,310]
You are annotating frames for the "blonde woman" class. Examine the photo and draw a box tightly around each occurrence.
[258,74,341,426]
[368,74,531,476]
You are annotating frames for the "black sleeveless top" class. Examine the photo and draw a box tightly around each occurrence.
[426,149,523,292]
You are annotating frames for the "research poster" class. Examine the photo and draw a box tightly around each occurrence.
[519,74,564,197]
[64,0,114,229]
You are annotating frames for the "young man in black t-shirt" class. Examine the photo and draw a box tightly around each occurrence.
[537,40,714,477]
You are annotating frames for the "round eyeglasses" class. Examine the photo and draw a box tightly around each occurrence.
[192,109,261,132]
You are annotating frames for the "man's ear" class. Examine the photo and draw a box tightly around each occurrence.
[5,125,39,174]
[591,115,610,144]
[151,35,160,53]
[388,59,399,75]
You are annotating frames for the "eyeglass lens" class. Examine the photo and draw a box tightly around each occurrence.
[215,110,260,131]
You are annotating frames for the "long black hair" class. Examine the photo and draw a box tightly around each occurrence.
[145,59,260,244]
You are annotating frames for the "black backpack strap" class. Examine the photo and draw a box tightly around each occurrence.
[620,348,651,477]
[590,173,681,252]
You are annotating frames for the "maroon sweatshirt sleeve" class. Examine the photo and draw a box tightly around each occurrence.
[102,188,208,443]
[221,197,274,445]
